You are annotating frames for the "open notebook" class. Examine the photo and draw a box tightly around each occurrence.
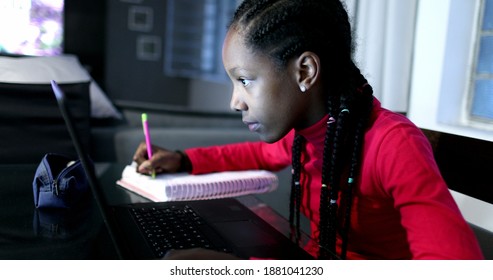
[117,162,278,202]
[51,80,313,259]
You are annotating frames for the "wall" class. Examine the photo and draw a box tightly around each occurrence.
[65,0,235,112]
[188,79,231,112]
[104,0,189,107]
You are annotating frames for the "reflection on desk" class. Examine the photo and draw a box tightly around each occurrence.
[0,164,115,259]
[0,163,313,259]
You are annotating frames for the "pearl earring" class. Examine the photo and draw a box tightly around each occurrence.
[300,85,306,93]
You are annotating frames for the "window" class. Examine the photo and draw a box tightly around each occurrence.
[409,0,493,141]
[164,0,237,82]
[468,0,493,123]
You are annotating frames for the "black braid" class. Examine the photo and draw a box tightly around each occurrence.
[289,134,304,240]
[234,0,274,24]
[231,0,373,259]
[329,107,351,256]
[318,95,337,259]
[340,82,374,259]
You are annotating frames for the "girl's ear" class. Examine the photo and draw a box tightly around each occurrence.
[295,51,321,93]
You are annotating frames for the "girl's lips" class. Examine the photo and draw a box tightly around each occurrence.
[244,121,260,132]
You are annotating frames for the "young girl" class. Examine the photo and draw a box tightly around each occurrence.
[133,0,483,259]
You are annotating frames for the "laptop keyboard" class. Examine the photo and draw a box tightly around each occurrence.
[130,205,231,258]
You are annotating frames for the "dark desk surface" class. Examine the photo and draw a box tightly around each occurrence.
[0,164,116,259]
[0,163,310,259]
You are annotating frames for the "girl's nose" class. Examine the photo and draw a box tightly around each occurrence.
[230,90,247,112]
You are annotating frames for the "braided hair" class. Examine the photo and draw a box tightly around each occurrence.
[230,0,374,259]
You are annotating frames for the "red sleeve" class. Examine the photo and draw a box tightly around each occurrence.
[372,119,484,259]
[184,130,294,175]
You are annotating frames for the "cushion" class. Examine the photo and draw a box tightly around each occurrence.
[0,55,121,119]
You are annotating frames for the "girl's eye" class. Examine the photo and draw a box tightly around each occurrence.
[239,78,251,87]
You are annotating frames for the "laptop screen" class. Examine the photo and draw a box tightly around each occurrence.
[51,80,123,258]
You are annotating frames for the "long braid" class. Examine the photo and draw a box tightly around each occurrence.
[319,96,337,258]
[340,79,374,259]
[230,0,373,259]
[328,106,352,256]
[289,134,304,240]
[319,60,355,258]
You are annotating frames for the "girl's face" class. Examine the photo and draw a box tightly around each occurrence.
[222,29,312,143]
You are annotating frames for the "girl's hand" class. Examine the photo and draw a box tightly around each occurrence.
[132,142,183,175]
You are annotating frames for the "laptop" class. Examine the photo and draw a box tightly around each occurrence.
[51,80,313,260]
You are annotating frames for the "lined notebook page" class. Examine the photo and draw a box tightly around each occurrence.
[116,163,278,202]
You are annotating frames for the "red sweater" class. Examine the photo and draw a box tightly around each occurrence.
[185,99,484,259]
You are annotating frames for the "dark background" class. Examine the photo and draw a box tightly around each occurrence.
[64,0,192,107]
